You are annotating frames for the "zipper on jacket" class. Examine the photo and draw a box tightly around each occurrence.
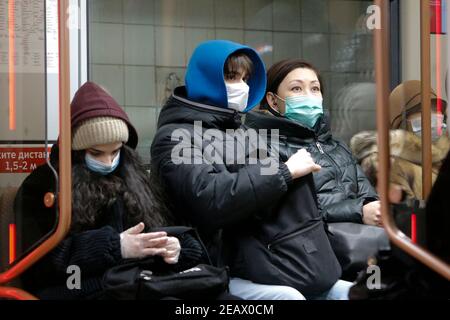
[292,138,344,188]
[267,219,322,251]
[316,142,324,154]
[315,140,343,177]
[233,110,244,124]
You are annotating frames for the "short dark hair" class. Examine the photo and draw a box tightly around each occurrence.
[261,59,324,109]
[224,52,253,80]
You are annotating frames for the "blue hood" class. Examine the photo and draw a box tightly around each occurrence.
[185,40,266,112]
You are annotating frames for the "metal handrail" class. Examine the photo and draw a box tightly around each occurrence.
[374,0,450,281]
[420,0,433,199]
[0,0,72,299]
[0,287,38,300]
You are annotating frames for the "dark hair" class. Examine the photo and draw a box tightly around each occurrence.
[224,52,253,81]
[68,145,172,233]
[261,59,324,109]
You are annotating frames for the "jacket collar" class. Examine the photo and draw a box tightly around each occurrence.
[157,87,243,130]
[390,129,450,165]
[245,110,332,143]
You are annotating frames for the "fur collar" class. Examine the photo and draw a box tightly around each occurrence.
[390,130,450,165]
[351,129,450,165]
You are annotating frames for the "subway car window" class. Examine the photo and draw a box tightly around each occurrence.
[0,0,448,301]
[391,0,449,257]
[86,0,449,263]
[87,0,375,163]
[85,0,450,277]
[0,1,59,273]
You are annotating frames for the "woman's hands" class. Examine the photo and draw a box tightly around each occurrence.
[161,236,181,264]
[120,222,181,264]
[362,200,382,226]
[285,148,321,179]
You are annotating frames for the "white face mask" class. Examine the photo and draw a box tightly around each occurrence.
[225,81,249,112]
[409,114,447,142]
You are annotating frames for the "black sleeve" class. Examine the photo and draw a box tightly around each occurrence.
[44,226,123,276]
[321,198,365,223]
[323,165,379,223]
[173,232,205,271]
[150,226,211,271]
[321,143,379,223]
[355,163,379,204]
[340,140,379,204]
[15,164,123,277]
[21,226,122,298]
[151,130,292,231]
[425,150,450,264]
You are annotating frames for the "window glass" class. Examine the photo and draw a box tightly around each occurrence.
[0,0,59,273]
[88,0,376,163]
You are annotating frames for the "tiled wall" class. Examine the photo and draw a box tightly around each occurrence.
[88,0,376,162]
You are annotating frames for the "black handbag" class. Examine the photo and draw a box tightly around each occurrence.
[103,226,230,300]
[103,258,229,300]
[327,222,390,279]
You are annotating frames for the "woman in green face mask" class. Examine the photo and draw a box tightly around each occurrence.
[246,59,381,227]
[265,66,324,128]
[245,59,388,290]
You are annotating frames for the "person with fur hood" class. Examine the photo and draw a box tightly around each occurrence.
[350,80,450,201]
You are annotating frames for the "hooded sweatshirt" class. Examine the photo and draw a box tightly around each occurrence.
[151,42,342,296]
[151,40,294,266]
[185,39,266,111]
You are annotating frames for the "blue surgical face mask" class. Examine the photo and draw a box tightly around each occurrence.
[280,95,324,128]
[85,151,121,175]
[409,114,447,142]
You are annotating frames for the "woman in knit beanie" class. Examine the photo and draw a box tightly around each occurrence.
[15,82,205,299]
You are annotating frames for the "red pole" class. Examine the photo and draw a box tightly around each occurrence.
[9,224,16,264]
[411,213,417,244]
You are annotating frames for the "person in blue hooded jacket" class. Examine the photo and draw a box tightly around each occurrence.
[151,40,330,300]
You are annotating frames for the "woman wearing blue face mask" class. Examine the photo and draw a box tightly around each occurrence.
[15,82,211,300]
[246,59,380,228]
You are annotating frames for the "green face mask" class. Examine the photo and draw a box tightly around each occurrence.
[282,95,324,128]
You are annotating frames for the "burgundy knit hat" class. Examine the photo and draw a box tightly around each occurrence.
[70,82,138,149]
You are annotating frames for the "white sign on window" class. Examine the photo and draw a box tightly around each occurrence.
[0,0,58,74]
